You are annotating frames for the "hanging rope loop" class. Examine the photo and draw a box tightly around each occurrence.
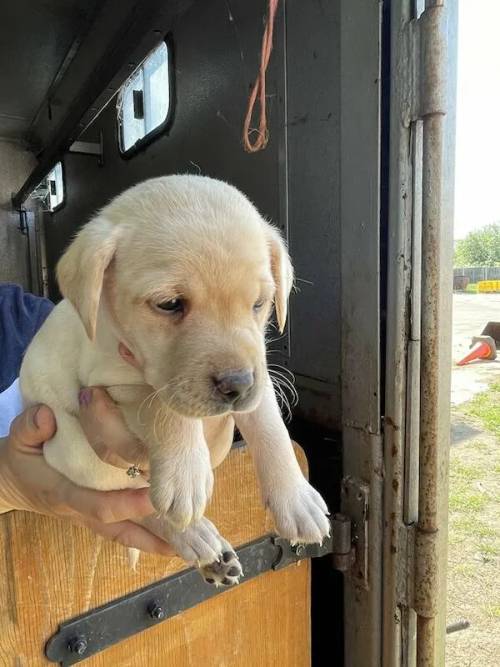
[242,0,279,153]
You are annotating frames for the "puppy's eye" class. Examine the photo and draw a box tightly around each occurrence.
[253,299,265,312]
[156,298,185,314]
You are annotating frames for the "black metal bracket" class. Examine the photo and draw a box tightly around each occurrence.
[45,517,352,665]
[68,132,104,166]
[17,208,29,236]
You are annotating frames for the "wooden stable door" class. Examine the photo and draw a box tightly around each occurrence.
[0,445,310,666]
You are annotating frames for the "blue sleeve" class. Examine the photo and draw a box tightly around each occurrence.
[0,283,54,392]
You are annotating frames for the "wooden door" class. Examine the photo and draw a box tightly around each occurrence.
[0,445,310,666]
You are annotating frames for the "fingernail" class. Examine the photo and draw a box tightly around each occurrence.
[79,388,92,407]
[32,405,42,428]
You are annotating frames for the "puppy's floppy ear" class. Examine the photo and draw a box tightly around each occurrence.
[57,217,120,341]
[266,224,294,333]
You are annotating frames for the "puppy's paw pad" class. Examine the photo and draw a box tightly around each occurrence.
[201,549,242,587]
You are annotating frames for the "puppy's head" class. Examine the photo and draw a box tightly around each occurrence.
[57,175,293,417]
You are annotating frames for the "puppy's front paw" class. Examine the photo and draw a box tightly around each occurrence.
[162,518,242,586]
[267,478,330,545]
[150,448,214,530]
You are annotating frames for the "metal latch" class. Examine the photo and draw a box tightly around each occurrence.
[272,513,354,572]
[341,476,370,588]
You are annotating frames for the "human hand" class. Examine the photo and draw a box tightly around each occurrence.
[78,386,149,477]
[0,404,170,555]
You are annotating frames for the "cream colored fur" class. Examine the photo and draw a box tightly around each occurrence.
[20,175,329,575]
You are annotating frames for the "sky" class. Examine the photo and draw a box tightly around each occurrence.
[454,1,500,239]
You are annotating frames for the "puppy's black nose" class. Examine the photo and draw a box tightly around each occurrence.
[213,369,254,402]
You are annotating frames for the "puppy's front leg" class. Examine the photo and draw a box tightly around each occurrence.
[146,410,214,531]
[234,376,330,545]
[140,514,242,586]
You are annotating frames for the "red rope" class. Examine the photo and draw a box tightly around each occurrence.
[242,0,279,153]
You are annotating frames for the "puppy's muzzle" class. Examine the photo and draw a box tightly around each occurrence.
[212,368,254,404]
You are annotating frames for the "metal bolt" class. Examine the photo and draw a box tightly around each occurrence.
[446,619,470,635]
[292,544,305,557]
[148,602,165,620]
[68,637,88,655]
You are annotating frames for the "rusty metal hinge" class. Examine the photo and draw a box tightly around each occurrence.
[402,4,447,126]
[413,526,440,619]
[396,522,441,620]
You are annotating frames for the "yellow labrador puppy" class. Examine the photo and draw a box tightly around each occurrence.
[20,175,329,585]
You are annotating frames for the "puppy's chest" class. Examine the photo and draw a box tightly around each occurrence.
[107,385,155,442]
[111,389,235,459]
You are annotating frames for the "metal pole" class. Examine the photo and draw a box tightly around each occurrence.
[415,0,456,664]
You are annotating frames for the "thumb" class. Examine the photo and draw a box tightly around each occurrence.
[9,405,57,452]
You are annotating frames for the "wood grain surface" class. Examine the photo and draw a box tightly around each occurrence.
[0,444,311,666]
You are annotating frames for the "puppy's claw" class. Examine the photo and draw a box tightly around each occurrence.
[160,517,241,584]
[127,547,141,571]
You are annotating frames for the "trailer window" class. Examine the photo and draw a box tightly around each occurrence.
[48,162,65,211]
[30,162,65,212]
[117,41,171,154]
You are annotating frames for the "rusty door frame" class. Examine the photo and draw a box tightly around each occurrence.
[383,1,458,666]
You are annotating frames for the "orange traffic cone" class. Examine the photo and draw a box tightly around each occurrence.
[457,335,497,366]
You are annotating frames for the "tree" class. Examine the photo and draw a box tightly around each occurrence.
[454,223,500,267]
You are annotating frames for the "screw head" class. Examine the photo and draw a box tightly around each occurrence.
[148,602,165,620]
[68,637,88,655]
[292,544,305,556]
